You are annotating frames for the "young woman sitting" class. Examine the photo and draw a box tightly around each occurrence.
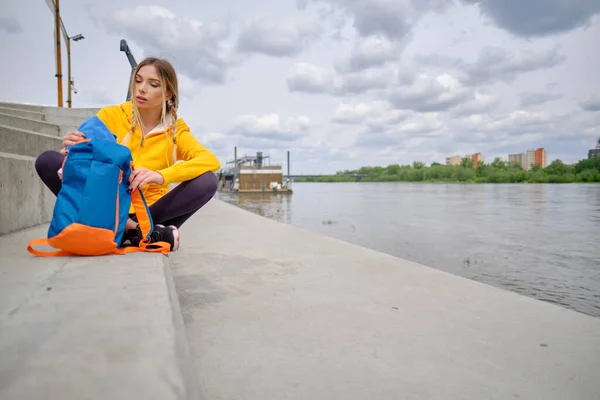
[35,57,221,251]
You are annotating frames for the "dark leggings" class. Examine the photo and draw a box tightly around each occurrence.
[35,150,219,229]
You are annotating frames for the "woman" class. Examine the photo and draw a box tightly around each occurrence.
[35,57,221,251]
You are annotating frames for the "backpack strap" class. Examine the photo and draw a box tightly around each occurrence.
[27,238,75,257]
[129,187,171,255]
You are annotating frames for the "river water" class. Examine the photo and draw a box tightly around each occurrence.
[216,183,600,318]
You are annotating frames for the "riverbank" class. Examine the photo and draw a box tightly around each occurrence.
[296,157,600,184]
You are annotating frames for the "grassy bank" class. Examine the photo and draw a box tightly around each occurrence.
[297,157,600,184]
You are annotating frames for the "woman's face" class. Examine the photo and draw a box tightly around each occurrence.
[134,65,169,111]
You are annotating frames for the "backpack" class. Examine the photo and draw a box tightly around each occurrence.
[27,116,170,257]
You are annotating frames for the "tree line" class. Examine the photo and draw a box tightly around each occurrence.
[297,157,600,183]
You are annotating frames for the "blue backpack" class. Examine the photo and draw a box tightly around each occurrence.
[27,116,170,257]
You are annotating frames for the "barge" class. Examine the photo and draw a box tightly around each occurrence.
[218,149,293,194]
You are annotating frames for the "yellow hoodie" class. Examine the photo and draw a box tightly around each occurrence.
[96,102,221,213]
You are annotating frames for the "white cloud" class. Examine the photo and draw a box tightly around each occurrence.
[388,73,473,112]
[231,113,310,142]
[236,17,323,57]
[416,45,566,86]
[580,95,600,112]
[101,5,238,84]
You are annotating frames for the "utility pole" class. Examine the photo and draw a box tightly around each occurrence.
[54,0,63,107]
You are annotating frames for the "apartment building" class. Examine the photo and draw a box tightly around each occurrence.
[445,155,462,166]
[471,153,484,168]
[445,153,484,167]
[535,148,547,168]
[508,153,524,167]
[509,148,547,171]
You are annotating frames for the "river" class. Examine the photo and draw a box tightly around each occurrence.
[216,183,600,318]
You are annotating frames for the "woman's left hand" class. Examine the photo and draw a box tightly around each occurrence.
[129,168,164,192]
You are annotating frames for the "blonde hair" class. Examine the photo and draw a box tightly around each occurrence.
[122,57,179,165]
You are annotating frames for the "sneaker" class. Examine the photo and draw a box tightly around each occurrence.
[122,224,180,251]
[150,224,180,251]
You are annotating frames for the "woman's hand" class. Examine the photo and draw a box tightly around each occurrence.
[60,131,86,155]
[129,168,165,192]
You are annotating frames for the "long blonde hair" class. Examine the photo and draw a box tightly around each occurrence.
[122,57,179,165]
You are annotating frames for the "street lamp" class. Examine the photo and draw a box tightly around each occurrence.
[120,39,138,101]
[46,0,84,107]
[67,33,84,108]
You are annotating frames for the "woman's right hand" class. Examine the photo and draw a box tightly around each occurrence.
[60,131,86,154]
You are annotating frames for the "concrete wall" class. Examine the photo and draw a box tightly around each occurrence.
[0,102,99,236]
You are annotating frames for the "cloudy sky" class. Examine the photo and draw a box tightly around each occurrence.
[2,0,599,173]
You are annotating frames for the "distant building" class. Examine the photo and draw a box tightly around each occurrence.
[446,153,484,167]
[446,155,462,166]
[471,153,484,168]
[589,138,600,159]
[523,149,536,171]
[508,153,524,168]
[534,148,547,168]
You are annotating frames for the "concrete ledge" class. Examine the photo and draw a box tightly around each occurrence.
[171,199,600,400]
[0,225,201,400]
[0,125,62,158]
[0,107,46,121]
[0,102,98,119]
[0,152,55,236]
[0,103,97,129]
[0,113,61,137]
[0,102,45,113]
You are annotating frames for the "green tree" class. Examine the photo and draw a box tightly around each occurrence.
[545,159,571,175]
[530,163,542,172]
[460,157,473,168]
[386,164,401,175]
[491,157,507,169]
[575,157,600,174]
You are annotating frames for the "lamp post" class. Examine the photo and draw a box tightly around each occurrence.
[67,33,84,108]
[120,39,138,101]
[47,0,84,107]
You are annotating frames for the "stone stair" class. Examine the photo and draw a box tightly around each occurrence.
[0,102,98,236]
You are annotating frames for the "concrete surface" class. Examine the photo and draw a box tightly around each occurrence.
[0,125,63,158]
[0,152,56,236]
[171,199,600,400]
[0,224,201,400]
[0,113,61,137]
[0,102,98,122]
[0,107,46,121]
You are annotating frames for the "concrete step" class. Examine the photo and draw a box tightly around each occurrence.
[0,102,99,126]
[0,226,201,399]
[43,113,93,128]
[0,107,46,121]
[0,152,55,236]
[0,113,61,137]
[0,102,44,113]
[0,125,62,158]
[0,102,98,117]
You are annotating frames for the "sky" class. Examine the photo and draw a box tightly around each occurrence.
[1,0,599,174]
